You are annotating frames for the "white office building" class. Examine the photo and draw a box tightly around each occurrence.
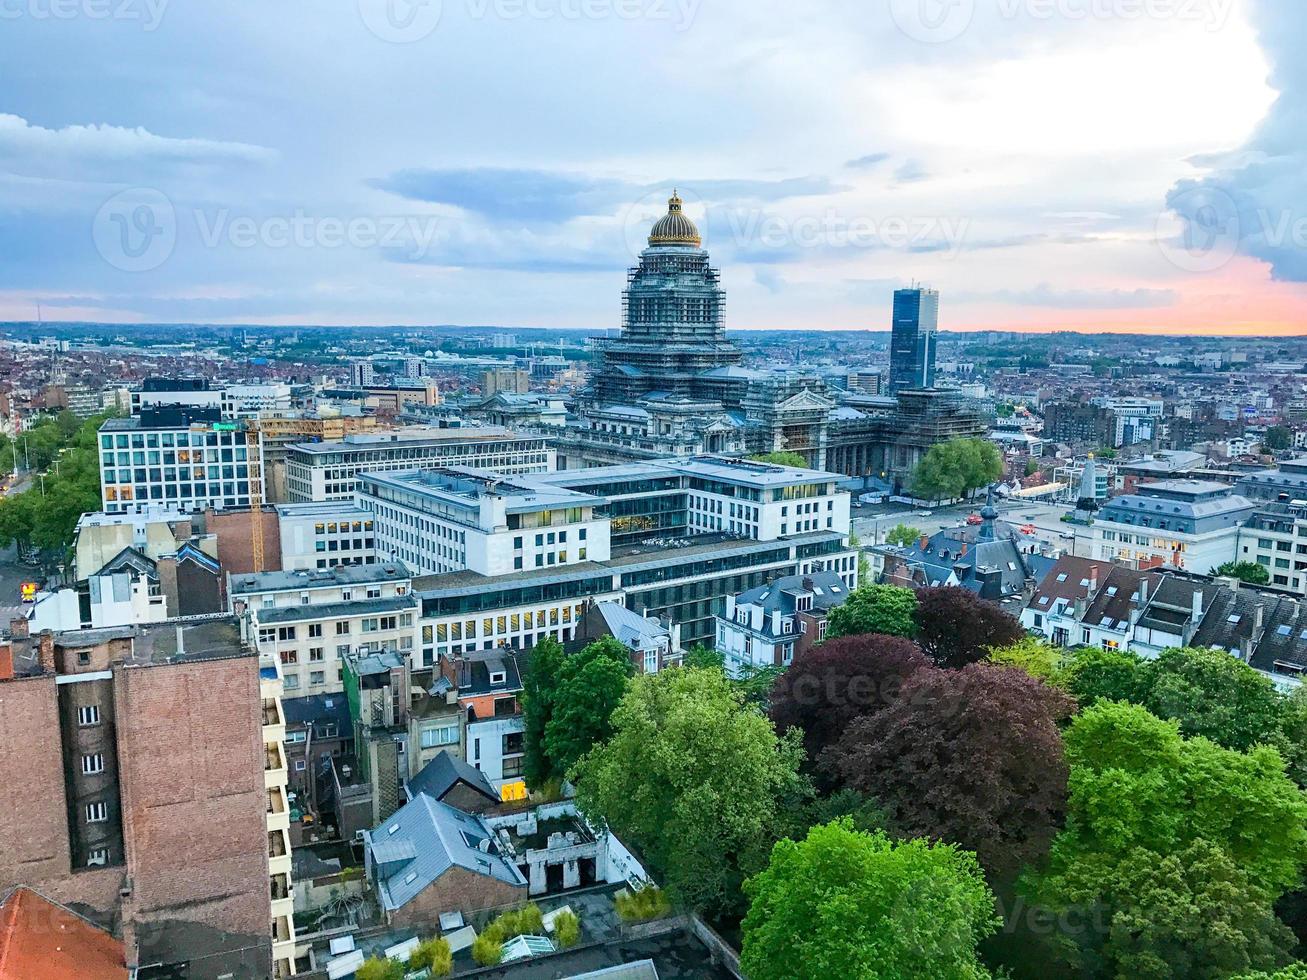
[1089,480,1254,574]
[283,428,555,502]
[275,501,378,571]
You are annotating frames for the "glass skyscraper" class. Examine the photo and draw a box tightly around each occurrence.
[889,287,939,394]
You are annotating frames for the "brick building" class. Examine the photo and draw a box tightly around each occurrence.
[0,617,279,979]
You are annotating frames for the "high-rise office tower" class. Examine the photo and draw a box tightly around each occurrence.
[889,287,939,394]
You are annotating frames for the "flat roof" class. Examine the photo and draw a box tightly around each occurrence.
[286,427,538,455]
[273,501,374,518]
[230,560,410,595]
[57,616,249,666]
[359,468,605,512]
[532,455,843,490]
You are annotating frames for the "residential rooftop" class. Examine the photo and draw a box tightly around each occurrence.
[229,560,410,595]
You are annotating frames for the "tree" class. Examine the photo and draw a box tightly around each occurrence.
[827,663,1074,879]
[769,633,929,783]
[1061,646,1146,707]
[911,437,1003,501]
[520,637,566,790]
[748,451,809,468]
[680,643,723,671]
[1217,561,1272,586]
[1234,966,1307,980]
[571,668,805,916]
[988,635,1066,684]
[1142,646,1288,754]
[1025,458,1041,477]
[1264,426,1293,452]
[825,583,918,640]
[355,957,404,980]
[913,587,1025,670]
[740,820,1000,980]
[542,637,635,777]
[1024,702,1307,978]
[884,523,924,548]
[409,938,452,976]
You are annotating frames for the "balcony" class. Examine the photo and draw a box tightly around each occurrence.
[261,697,285,744]
[267,829,291,878]
[270,872,294,925]
[266,785,290,835]
[264,742,287,790]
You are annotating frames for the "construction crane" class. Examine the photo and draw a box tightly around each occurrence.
[246,420,265,572]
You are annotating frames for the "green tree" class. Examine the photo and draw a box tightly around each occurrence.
[572,668,805,916]
[748,451,810,468]
[988,635,1067,685]
[1264,426,1293,452]
[825,583,918,640]
[1143,646,1288,754]
[1025,458,1041,477]
[884,523,924,548]
[355,957,404,980]
[1234,966,1307,979]
[741,820,1000,980]
[542,636,635,777]
[521,637,567,790]
[1061,646,1146,707]
[910,437,1003,501]
[680,643,723,671]
[1216,561,1272,585]
[1024,702,1307,978]
[409,938,451,976]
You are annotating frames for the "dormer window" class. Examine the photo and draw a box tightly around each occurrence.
[489,670,506,685]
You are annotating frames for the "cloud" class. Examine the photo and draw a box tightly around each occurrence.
[1165,0,1307,282]
[0,113,275,182]
[892,159,929,184]
[845,153,891,170]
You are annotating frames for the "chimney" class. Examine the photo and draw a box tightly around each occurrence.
[175,624,186,658]
[919,535,929,552]
[1191,589,1204,623]
[960,542,968,557]
[37,632,55,675]
[1254,603,1265,636]
[8,617,29,642]
[1088,564,1099,595]
[0,645,12,681]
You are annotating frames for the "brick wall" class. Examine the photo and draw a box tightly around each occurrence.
[206,508,283,575]
[390,865,526,930]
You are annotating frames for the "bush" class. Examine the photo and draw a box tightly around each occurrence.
[554,909,581,948]
[471,933,502,966]
[409,937,451,976]
[485,902,544,942]
[615,884,671,922]
[355,956,403,980]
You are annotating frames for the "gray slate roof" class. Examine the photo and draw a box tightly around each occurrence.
[365,793,525,911]
[405,750,498,805]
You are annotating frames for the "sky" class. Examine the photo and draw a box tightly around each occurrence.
[0,0,1304,335]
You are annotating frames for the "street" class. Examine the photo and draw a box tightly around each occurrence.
[853,497,1088,557]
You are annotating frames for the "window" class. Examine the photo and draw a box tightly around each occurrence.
[280,650,298,665]
[309,647,324,662]
[283,673,300,690]
[310,671,325,685]
[336,621,350,635]
[308,623,323,639]
[294,760,307,772]
[78,705,101,727]
[420,723,459,748]
[85,802,108,823]
[277,626,296,641]
[81,753,105,775]
[286,730,307,744]
[87,848,110,867]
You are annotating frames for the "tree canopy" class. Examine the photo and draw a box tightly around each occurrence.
[884,523,924,548]
[520,637,567,790]
[911,437,1003,501]
[1023,701,1307,978]
[827,662,1074,879]
[741,820,1000,980]
[571,667,805,916]
[769,633,929,784]
[1216,561,1272,585]
[825,583,918,641]
[913,587,1024,670]
[748,451,810,468]
[1061,645,1147,707]
[987,635,1067,685]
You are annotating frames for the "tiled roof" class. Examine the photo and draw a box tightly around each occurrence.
[0,887,125,980]
[406,750,498,805]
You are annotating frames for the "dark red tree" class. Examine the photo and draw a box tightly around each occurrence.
[914,586,1024,669]
[825,662,1074,879]
[769,634,929,783]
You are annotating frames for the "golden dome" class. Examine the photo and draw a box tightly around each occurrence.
[648,190,701,247]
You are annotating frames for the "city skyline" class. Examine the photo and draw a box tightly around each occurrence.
[0,2,1304,335]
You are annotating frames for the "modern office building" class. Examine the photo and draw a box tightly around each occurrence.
[275,501,378,570]
[357,469,610,577]
[888,287,939,394]
[282,428,554,502]
[129,377,294,417]
[98,408,260,514]
[1089,480,1254,573]
[229,561,415,697]
[0,616,291,978]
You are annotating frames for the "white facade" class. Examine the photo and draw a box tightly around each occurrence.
[358,469,610,577]
[131,381,293,417]
[230,563,415,697]
[275,502,378,571]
